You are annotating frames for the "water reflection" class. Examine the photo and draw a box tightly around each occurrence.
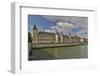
[28,45,88,60]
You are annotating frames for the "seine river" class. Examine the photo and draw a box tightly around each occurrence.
[29,45,88,60]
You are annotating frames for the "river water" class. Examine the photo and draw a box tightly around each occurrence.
[29,45,88,60]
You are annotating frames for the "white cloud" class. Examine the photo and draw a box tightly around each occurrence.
[45,29,55,33]
[44,21,77,34]
[76,29,88,38]
[42,15,88,37]
[56,21,76,29]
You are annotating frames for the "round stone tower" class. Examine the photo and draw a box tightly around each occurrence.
[32,24,38,43]
[60,32,63,43]
[55,31,59,43]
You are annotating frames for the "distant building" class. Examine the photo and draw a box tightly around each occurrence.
[30,24,87,44]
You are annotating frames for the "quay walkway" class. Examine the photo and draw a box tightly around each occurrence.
[30,42,87,49]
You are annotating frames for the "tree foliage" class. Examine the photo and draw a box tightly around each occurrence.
[28,32,32,43]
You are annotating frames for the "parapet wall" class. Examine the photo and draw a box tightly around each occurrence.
[30,42,87,49]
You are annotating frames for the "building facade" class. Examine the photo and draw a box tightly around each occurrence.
[30,24,86,44]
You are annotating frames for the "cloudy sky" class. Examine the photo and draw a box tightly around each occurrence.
[28,15,88,38]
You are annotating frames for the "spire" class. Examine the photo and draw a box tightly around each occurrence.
[69,33,71,36]
[33,24,38,30]
[56,31,59,35]
[55,28,59,35]
[60,32,63,35]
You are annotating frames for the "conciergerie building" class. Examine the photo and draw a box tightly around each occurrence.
[29,24,87,44]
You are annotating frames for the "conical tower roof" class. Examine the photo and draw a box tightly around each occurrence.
[33,24,38,30]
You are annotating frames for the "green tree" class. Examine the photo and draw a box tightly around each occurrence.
[28,32,32,43]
